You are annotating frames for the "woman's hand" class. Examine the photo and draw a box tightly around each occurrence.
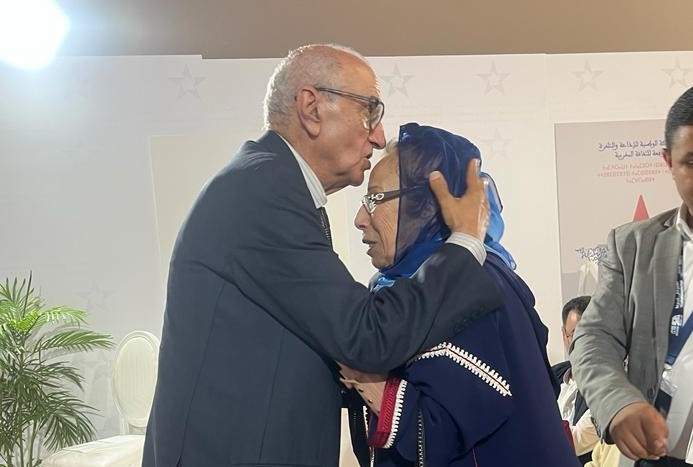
[338,363,388,416]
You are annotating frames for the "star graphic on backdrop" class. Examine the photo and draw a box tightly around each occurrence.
[572,61,604,91]
[169,65,206,99]
[477,62,509,94]
[662,58,692,88]
[481,129,511,160]
[380,65,413,97]
[78,281,112,313]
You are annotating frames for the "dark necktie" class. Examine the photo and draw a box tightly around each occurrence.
[317,206,332,246]
[318,206,370,466]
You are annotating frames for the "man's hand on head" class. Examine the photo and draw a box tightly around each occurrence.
[429,159,489,241]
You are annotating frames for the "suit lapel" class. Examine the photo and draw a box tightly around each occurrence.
[652,212,681,375]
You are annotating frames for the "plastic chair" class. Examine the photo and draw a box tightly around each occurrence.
[43,330,160,467]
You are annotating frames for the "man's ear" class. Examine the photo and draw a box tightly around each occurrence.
[295,86,321,137]
[662,148,673,170]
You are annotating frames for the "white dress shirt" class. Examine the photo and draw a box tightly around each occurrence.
[666,208,693,461]
[557,370,600,456]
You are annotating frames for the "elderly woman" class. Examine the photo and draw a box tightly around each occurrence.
[341,123,579,467]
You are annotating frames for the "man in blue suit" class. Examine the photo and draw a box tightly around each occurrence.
[143,43,501,467]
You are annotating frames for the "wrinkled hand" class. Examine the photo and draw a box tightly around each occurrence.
[608,402,668,461]
[429,159,489,241]
[338,364,387,416]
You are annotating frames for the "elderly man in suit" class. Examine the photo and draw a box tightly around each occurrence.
[571,86,693,467]
[142,44,501,467]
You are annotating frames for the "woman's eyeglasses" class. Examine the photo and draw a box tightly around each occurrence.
[360,190,402,214]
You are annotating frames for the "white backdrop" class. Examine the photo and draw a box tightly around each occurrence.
[1,51,692,457]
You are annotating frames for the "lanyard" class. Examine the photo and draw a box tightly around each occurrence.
[666,246,693,366]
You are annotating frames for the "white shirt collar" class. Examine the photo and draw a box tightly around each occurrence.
[675,205,693,241]
[277,134,327,209]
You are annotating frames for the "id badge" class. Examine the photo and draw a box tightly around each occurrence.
[654,367,678,418]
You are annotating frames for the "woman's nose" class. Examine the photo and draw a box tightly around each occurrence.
[354,205,369,230]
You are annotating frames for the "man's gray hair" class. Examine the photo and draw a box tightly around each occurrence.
[263,44,368,130]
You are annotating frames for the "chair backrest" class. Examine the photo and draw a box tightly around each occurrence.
[111,330,160,434]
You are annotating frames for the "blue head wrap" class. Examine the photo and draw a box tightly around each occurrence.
[373,123,515,290]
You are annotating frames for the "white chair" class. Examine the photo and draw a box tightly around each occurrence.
[43,330,160,467]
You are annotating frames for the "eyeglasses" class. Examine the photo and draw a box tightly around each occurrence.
[315,87,385,132]
[361,189,402,214]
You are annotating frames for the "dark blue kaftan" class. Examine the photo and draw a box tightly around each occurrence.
[367,253,580,467]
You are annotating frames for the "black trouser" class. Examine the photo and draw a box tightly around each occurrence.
[636,457,692,467]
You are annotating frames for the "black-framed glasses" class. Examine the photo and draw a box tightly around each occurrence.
[361,189,401,214]
[315,87,385,132]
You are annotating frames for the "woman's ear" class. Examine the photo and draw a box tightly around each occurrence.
[295,86,321,137]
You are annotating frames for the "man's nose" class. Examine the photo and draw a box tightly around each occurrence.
[369,123,386,150]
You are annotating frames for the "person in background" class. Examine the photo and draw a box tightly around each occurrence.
[571,86,693,467]
[586,441,622,467]
[340,123,579,467]
[142,44,501,467]
[552,295,600,465]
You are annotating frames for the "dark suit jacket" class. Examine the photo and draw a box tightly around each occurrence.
[142,131,501,467]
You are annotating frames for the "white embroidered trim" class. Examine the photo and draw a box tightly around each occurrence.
[411,342,512,397]
[383,379,408,448]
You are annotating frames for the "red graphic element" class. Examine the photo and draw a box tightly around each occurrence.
[633,195,650,221]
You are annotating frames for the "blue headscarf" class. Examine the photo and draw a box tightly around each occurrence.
[373,123,515,290]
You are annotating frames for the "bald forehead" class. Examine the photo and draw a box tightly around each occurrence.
[327,49,378,91]
[298,45,367,70]
[294,46,375,88]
